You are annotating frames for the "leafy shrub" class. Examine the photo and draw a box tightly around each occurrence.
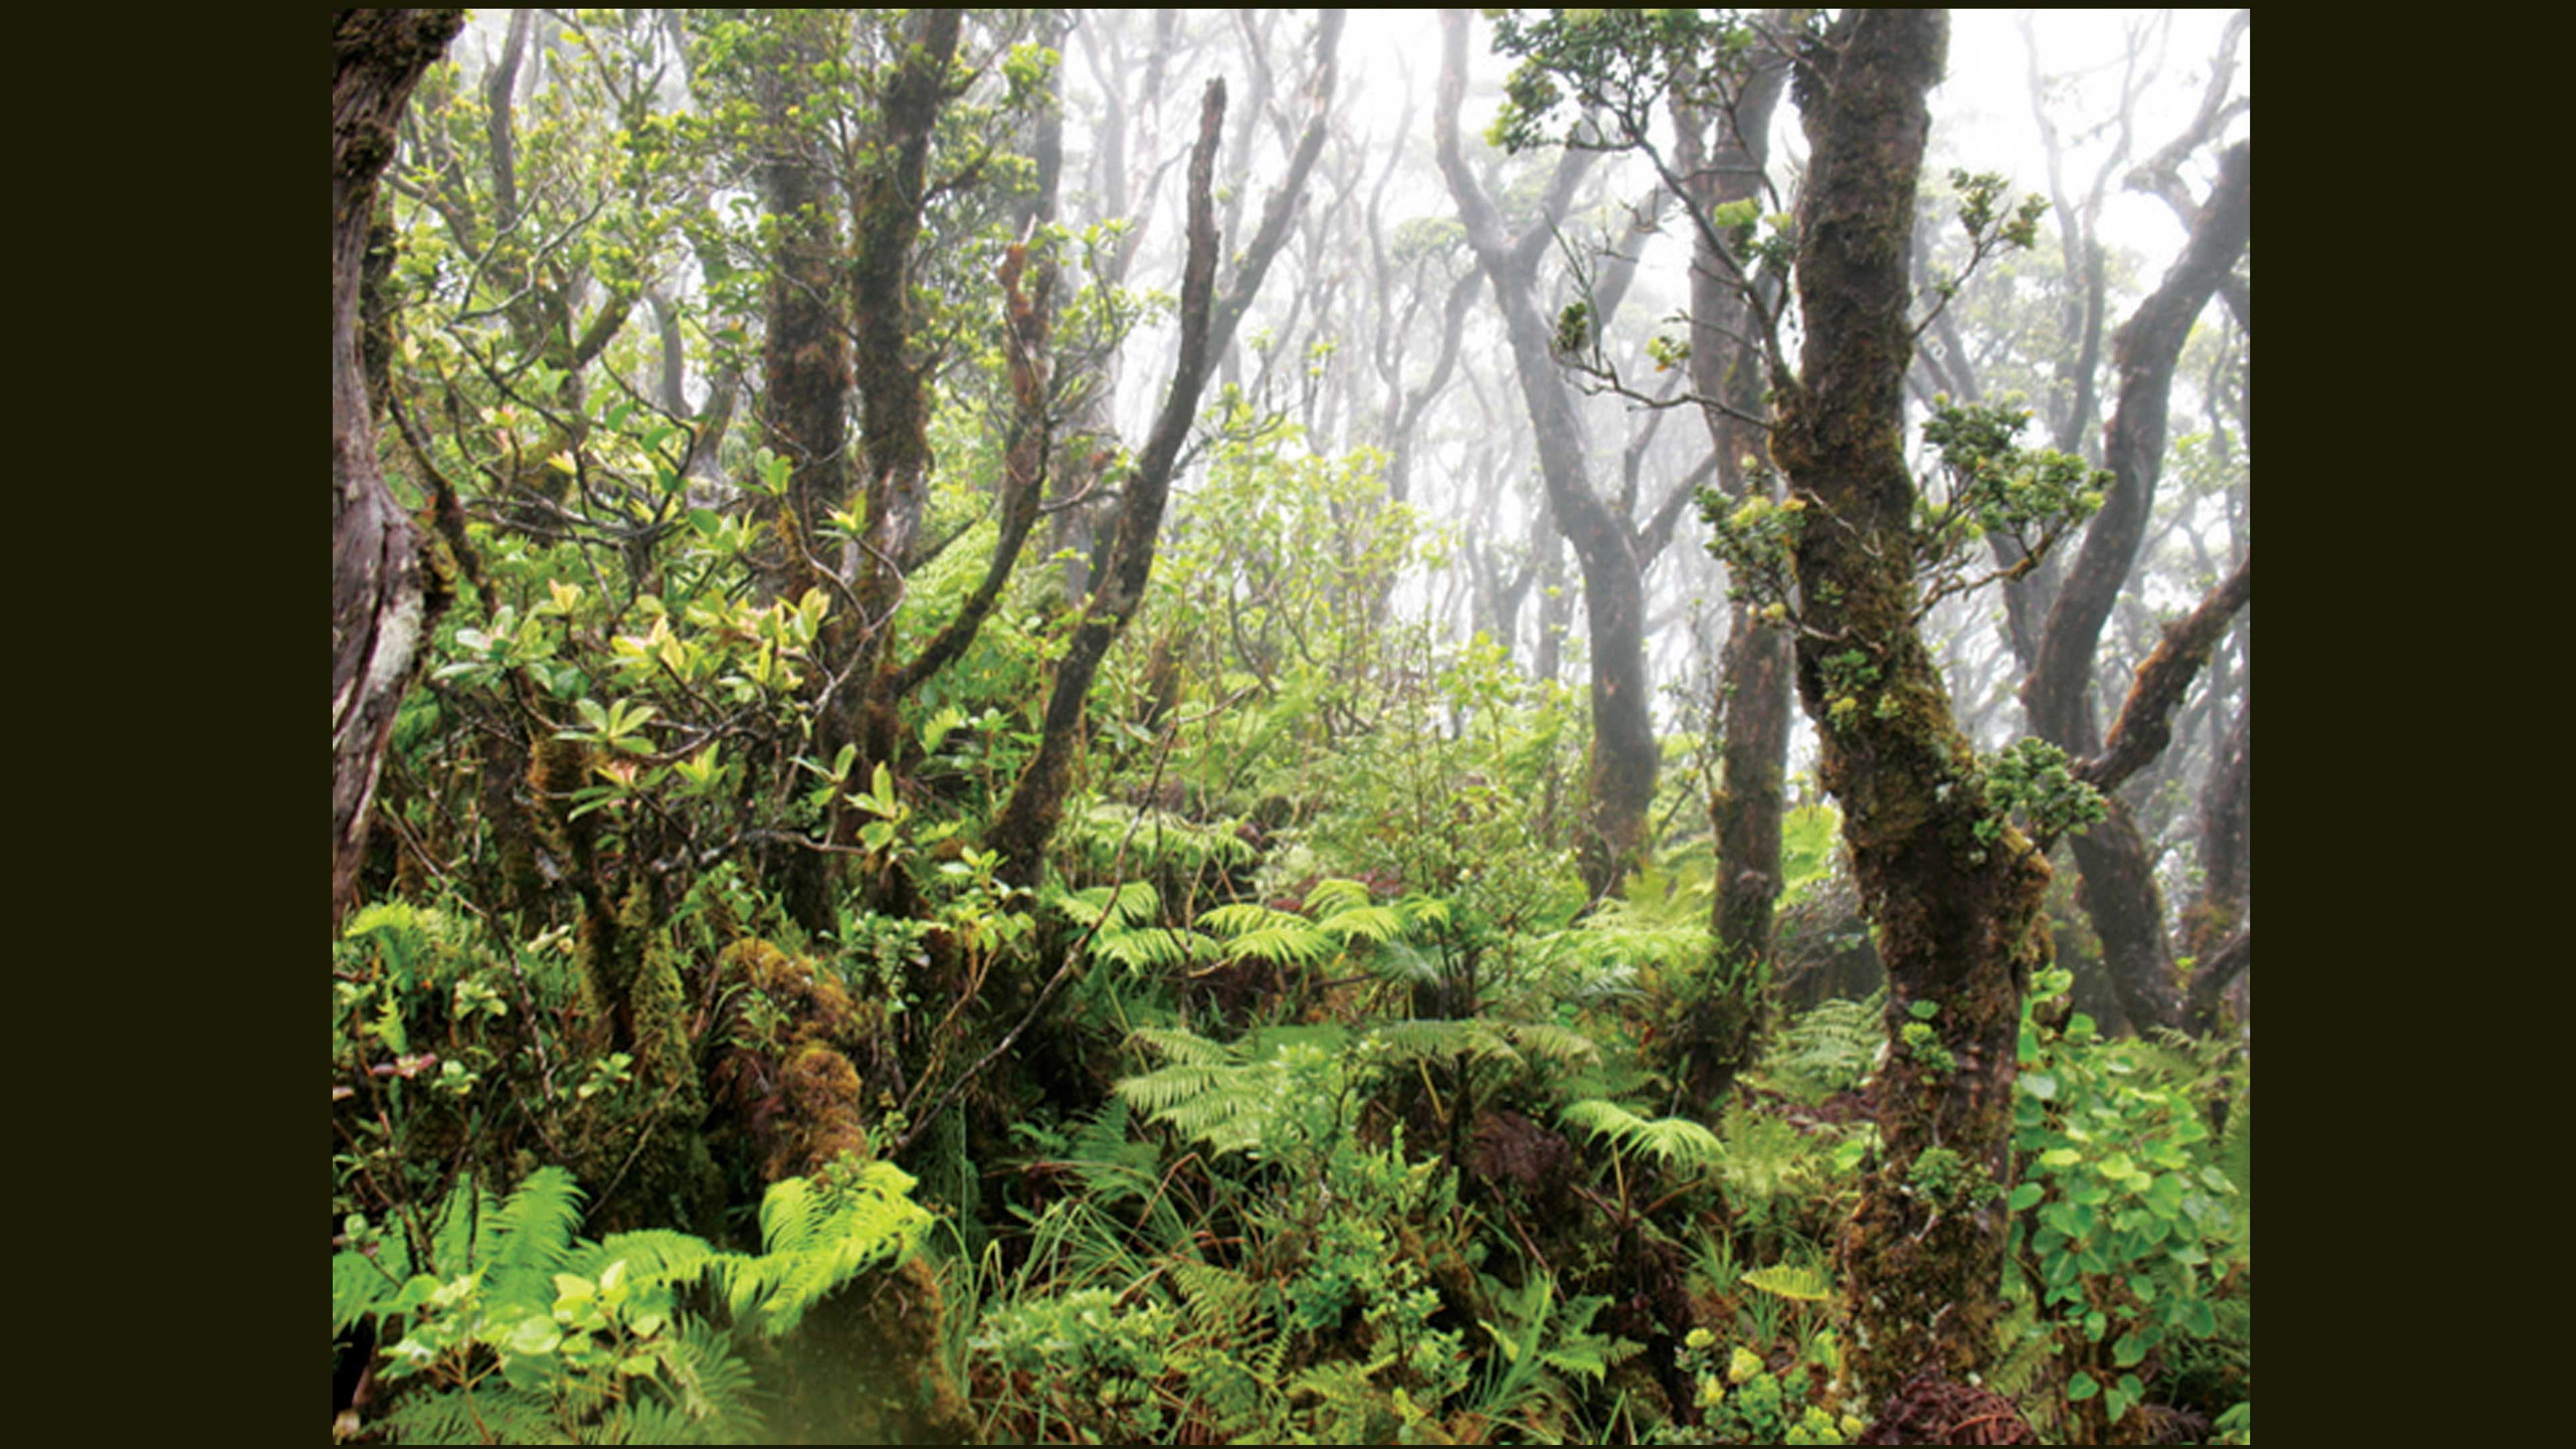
[2007,967,2250,1438]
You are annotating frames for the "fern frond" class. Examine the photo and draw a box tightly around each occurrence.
[1756,991,1886,1104]
[1365,937,1442,985]
[1092,925,1219,972]
[1114,1063,1241,1117]
[1371,1018,1520,1067]
[1224,923,1336,965]
[1126,1025,1239,1067]
[482,1166,587,1309]
[430,1174,497,1277]
[574,1230,720,1293]
[1560,1098,1722,1171]
[1302,877,1375,916]
[1501,1020,1603,1070]
[725,1160,931,1338]
[1399,894,1452,932]
[1200,904,1335,965]
[1171,1257,1259,1337]
[1051,881,1164,929]
[1741,1263,1833,1302]
[1317,902,1405,945]
[657,1318,767,1443]
[383,1385,560,1445]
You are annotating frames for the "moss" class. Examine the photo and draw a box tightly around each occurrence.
[773,1043,868,1179]
[713,938,899,1185]
[756,1254,975,1444]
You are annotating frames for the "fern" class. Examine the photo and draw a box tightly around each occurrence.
[1301,877,1376,916]
[1317,901,1406,945]
[1739,1262,1833,1303]
[383,1385,565,1445]
[571,1229,721,1293]
[342,1165,772,1446]
[1090,924,1220,973]
[480,1165,587,1307]
[1560,1099,1724,1173]
[1366,936,1443,986]
[1371,1017,1522,1068]
[722,1159,932,1338]
[1125,1024,1236,1067]
[1200,903,1335,965]
[1756,990,1886,1105]
[1049,880,1163,930]
[1499,1019,1604,1071]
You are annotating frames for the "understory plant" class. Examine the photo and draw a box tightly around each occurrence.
[332,1157,928,1444]
[2006,966,2250,1441]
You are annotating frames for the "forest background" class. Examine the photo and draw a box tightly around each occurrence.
[327,9,2274,1444]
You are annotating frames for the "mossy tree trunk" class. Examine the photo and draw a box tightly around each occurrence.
[333,9,468,935]
[1766,8,2049,1399]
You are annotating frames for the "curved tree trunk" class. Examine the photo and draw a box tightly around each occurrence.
[2025,143,2251,1036]
[333,9,467,936]
[1435,11,1655,902]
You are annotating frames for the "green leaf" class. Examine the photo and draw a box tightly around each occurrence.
[2067,1371,2098,1401]
[2006,1183,2045,1212]
[504,1317,564,1357]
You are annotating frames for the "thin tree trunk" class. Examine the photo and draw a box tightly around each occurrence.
[1674,17,1794,1098]
[993,13,1343,887]
[2025,144,2251,1035]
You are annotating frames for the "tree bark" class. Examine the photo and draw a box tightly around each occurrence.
[1768,8,2049,1398]
[333,9,467,936]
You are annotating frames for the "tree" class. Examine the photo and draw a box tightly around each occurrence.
[1435,10,1660,902]
[991,13,1343,888]
[334,9,468,934]
[1760,9,2047,1397]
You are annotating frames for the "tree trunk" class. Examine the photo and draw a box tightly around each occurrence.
[2025,144,2250,1035]
[333,9,467,936]
[1436,10,1655,902]
[1769,9,2049,1399]
[1674,17,1795,1098]
[992,13,1342,888]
